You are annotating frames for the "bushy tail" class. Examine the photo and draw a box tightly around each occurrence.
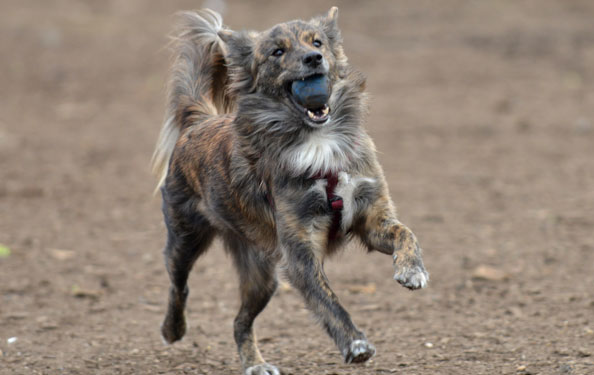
[151,9,232,191]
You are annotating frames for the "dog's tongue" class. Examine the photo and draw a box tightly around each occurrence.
[290,75,329,109]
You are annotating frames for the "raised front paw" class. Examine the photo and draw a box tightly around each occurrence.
[393,263,429,290]
[343,339,376,364]
[392,227,429,290]
[245,363,280,375]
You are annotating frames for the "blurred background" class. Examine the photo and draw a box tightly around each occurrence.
[1,1,593,374]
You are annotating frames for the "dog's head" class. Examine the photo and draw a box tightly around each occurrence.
[219,7,351,129]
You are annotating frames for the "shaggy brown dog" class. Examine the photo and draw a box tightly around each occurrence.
[152,7,429,375]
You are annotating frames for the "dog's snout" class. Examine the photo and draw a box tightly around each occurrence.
[303,51,323,68]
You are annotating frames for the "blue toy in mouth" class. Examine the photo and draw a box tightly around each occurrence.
[290,75,329,109]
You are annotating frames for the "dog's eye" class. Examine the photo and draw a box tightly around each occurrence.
[272,48,285,57]
[313,39,322,48]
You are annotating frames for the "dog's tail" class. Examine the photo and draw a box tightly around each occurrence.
[151,9,232,191]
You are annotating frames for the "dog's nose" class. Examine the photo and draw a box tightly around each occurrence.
[303,51,323,68]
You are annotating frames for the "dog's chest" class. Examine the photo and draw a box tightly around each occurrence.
[309,171,377,234]
[284,130,352,177]
[333,172,377,232]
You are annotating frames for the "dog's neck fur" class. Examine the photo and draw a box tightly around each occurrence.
[233,69,369,180]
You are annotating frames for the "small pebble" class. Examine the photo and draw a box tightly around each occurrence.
[424,342,433,348]
[559,363,573,373]
[471,265,509,281]
[577,348,591,357]
[7,337,17,344]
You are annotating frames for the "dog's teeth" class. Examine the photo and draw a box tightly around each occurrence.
[307,110,315,119]
[321,106,329,115]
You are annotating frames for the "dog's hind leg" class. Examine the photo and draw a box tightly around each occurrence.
[227,239,280,375]
[161,198,215,344]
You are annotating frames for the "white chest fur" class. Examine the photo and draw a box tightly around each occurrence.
[283,130,353,177]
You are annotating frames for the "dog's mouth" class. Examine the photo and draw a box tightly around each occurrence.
[287,74,331,124]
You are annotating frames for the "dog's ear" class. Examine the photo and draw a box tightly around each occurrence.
[313,7,348,73]
[218,29,255,66]
[218,29,258,93]
[319,7,341,47]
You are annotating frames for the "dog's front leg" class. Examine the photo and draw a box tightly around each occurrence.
[276,180,375,363]
[357,190,429,290]
[281,233,376,363]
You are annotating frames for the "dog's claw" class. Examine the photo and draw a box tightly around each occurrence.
[245,363,280,375]
[344,339,375,364]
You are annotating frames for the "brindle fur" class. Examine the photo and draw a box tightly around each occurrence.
[153,8,429,375]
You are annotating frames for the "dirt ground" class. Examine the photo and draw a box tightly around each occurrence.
[1,0,593,374]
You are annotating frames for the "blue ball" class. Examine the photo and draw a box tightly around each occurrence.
[290,75,329,108]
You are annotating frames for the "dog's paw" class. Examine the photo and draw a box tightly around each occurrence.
[392,227,429,290]
[245,363,280,375]
[344,339,376,364]
[160,315,186,344]
[393,263,429,290]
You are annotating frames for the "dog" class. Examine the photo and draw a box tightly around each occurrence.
[152,7,429,375]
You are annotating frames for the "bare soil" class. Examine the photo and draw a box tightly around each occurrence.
[1,1,593,374]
